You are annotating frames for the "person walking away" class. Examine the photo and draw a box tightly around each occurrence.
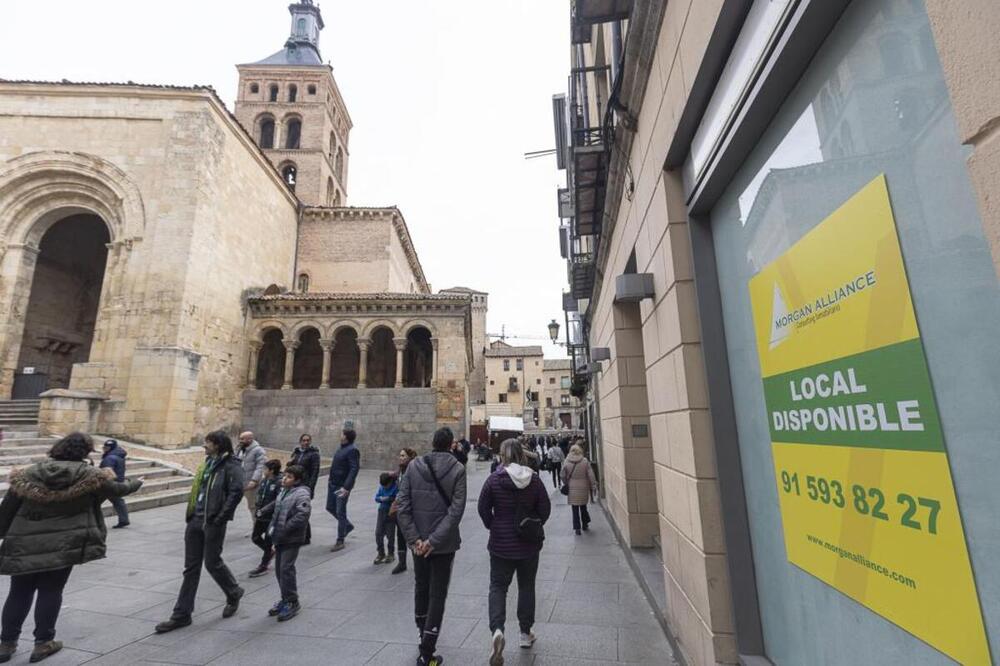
[236,432,266,524]
[391,448,418,574]
[546,444,565,489]
[289,434,320,497]
[155,431,246,634]
[0,433,142,663]
[478,439,551,665]
[99,439,131,528]
[248,460,282,577]
[327,425,360,552]
[374,472,398,564]
[396,427,467,666]
[262,465,311,622]
[520,440,540,473]
[561,444,597,535]
[449,438,468,466]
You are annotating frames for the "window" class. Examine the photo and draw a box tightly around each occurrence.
[281,164,297,191]
[549,377,556,384]
[326,177,336,206]
[297,17,307,36]
[308,84,317,95]
[560,395,570,406]
[536,378,541,384]
[516,359,523,371]
[288,84,298,103]
[503,359,510,371]
[329,132,336,157]
[250,83,260,94]
[498,394,508,404]
[335,147,345,180]
[297,273,309,293]
[285,119,302,149]
[489,380,494,386]
[561,376,571,389]
[546,397,553,408]
[269,84,279,102]
[259,117,275,149]
[529,392,539,402]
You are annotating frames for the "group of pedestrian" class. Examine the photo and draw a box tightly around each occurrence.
[0,423,599,665]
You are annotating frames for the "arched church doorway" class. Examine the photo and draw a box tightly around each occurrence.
[404,326,434,388]
[255,328,285,390]
[13,214,110,398]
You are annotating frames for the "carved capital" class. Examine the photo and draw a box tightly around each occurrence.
[319,338,336,351]
[393,337,408,352]
[249,340,263,351]
[282,340,300,352]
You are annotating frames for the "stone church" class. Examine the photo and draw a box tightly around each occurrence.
[0,0,485,463]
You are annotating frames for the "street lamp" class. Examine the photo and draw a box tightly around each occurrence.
[547,319,560,344]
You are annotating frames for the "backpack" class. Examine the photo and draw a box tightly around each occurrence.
[514,482,545,544]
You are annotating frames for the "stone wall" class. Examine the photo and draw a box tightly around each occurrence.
[241,388,438,469]
[297,211,393,292]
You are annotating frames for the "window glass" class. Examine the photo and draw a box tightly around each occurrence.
[708,0,1000,661]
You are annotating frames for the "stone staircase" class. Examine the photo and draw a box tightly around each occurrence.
[0,400,40,431]
[0,427,194,517]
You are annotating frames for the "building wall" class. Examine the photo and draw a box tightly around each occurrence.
[485,350,544,421]
[0,84,298,448]
[241,388,437,469]
[580,1,737,663]
[541,360,580,428]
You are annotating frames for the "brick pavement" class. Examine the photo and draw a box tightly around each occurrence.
[0,459,676,665]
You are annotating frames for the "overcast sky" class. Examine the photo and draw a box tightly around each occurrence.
[0,0,570,357]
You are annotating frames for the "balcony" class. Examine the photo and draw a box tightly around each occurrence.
[569,251,595,300]
[570,65,611,238]
[573,0,633,25]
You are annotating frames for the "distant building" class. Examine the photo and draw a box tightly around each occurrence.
[484,341,544,426]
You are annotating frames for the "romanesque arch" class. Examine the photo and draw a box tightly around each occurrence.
[292,325,323,389]
[366,325,396,389]
[404,325,434,388]
[330,324,360,388]
[256,327,285,390]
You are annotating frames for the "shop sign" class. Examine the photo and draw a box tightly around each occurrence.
[748,174,989,664]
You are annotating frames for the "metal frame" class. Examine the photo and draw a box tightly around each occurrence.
[678,0,853,660]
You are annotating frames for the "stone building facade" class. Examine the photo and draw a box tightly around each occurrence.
[484,341,543,425]
[541,359,581,429]
[552,1,1000,664]
[0,0,480,463]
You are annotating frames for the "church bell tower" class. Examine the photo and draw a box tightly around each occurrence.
[234,0,352,207]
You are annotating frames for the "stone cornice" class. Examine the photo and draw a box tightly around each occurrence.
[248,292,472,319]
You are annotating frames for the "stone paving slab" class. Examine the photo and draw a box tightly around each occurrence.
[0,459,676,665]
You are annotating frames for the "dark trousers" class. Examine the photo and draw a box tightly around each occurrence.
[326,487,353,542]
[375,505,395,555]
[572,505,591,531]
[413,552,455,658]
[250,518,273,567]
[173,519,241,619]
[488,554,539,634]
[275,545,300,604]
[549,465,560,488]
[107,496,129,526]
[395,521,406,555]
[0,566,73,644]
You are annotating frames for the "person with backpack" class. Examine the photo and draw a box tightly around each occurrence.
[396,427,467,666]
[477,439,551,665]
[99,439,131,528]
[248,459,283,577]
[561,443,598,535]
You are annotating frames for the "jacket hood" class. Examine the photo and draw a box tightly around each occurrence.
[566,451,585,463]
[9,461,108,504]
[504,463,533,489]
[241,441,261,451]
[415,451,460,482]
[103,446,126,460]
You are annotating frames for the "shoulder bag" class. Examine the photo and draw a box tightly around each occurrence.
[560,460,579,496]
[515,483,545,544]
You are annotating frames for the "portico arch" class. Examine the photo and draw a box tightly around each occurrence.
[292,326,323,389]
[366,326,396,389]
[255,328,285,390]
[330,325,360,388]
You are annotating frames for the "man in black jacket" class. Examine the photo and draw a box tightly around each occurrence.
[155,431,246,633]
[327,426,361,552]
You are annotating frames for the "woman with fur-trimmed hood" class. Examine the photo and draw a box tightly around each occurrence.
[0,432,142,663]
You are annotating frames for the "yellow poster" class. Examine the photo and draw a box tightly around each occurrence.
[749,175,989,664]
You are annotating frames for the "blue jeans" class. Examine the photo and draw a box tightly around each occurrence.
[326,486,353,542]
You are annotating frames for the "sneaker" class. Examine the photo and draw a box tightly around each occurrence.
[374,554,386,565]
[519,631,536,648]
[383,553,396,564]
[112,522,129,529]
[28,641,61,663]
[0,641,16,663]
[574,528,581,536]
[277,601,300,622]
[222,587,244,618]
[248,564,269,578]
[391,560,407,575]
[489,629,505,665]
[330,541,345,552]
[154,616,192,633]
[268,600,286,617]
[416,655,444,666]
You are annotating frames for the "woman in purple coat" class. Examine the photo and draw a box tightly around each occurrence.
[477,439,551,666]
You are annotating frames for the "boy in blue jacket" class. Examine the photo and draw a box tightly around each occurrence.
[374,472,398,565]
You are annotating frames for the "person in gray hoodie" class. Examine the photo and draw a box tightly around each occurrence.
[261,464,311,622]
[396,427,467,666]
[236,432,266,520]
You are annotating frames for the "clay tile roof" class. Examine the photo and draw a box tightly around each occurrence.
[484,346,545,358]
[250,292,471,302]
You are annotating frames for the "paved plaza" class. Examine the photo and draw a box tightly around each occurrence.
[0,460,675,665]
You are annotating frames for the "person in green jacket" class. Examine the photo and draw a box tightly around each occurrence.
[0,432,142,663]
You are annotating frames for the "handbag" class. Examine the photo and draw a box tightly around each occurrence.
[560,460,579,496]
[514,485,545,544]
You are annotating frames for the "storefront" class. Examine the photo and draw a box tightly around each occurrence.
[685,0,999,662]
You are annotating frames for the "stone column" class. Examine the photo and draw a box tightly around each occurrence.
[319,338,335,389]
[247,341,262,387]
[393,337,407,388]
[281,340,299,390]
[357,338,370,389]
[431,338,440,388]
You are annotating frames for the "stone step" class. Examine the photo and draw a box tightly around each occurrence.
[133,476,192,497]
[0,437,52,447]
[0,459,162,483]
[0,417,38,424]
[0,430,41,440]
[102,487,191,517]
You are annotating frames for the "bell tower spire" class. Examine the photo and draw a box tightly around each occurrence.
[286,1,324,58]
